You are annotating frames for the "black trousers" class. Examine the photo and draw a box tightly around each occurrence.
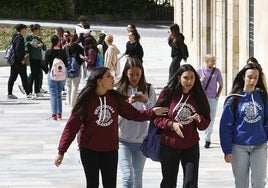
[169,56,182,80]
[28,59,42,93]
[8,62,30,95]
[80,148,118,188]
[160,143,200,188]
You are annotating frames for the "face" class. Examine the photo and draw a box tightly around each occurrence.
[127,67,142,87]
[243,69,259,92]
[179,70,196,94]
[20,28,27,36]
[205,59,216,69]
[128,33,135,43]
[97,70,115,93]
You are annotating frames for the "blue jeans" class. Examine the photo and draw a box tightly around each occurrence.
[204,98,218,142]
[232,144,267,188]
[119,141,146,188]
[47,73,65,114]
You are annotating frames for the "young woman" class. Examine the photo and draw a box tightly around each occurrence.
[116,57,157,188]
[25,24,47,97]
[220,61,268,188]
[125,29,144,63]
[64,33,84,107]
[44,35,68,120]
[154,64,211,188]
[168,23,188,80]
[104,34,120,79]
[83,35,99,75]
[54,67,168,188]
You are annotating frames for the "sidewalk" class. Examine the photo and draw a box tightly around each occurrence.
[0,20,237,188]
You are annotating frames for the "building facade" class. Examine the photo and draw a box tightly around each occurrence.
[174,0,268,94]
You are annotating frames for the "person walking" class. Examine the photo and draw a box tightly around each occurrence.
[125,30,144,63]
[44,35,68,120]
[116,57,157,188]
[104,34,120,79]
[219,61,268,188]
[7,24,35,100]
[64,33,84,107]
[168,23,188,80]
[54,67,168,188]
[25,24,47,98]
[197,54,223,148]
[154,64,211,188]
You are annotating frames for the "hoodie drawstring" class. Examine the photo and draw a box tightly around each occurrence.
[98,96,107,125]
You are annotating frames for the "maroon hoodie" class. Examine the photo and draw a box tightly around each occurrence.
[154,90,210,149]
[57,91,156,155]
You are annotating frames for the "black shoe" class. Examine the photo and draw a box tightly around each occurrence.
[204,141,211,148]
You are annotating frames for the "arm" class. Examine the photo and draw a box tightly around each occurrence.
[54,115,82,167]
[219,98,235,156]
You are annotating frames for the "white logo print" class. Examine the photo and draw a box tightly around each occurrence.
[242,101,262,123]
[174,103,196,125]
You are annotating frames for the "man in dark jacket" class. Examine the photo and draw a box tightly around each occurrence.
[7,24,35,99]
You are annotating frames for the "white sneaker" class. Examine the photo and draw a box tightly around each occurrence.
[40,88,48,93]
[36,93,44,97]
[26,93,36,100]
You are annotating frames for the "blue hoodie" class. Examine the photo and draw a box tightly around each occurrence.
[220,89,268,155]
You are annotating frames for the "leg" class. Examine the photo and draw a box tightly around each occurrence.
[8,65,19,95]
[119,141,134,188]
[47,74,57,117]
[65,78,72,105]
[71,76,81,107]
[250,144,267,188]
[232,144,250,188]
[56,80,65,118]
[160,143,180,188]
[100,150,118,188]
[80,148,100,188]
[131,142,146,188]
[204,98,218,146]
[181,143,199,188]
[18,64,30,95]
[168,56,182,80]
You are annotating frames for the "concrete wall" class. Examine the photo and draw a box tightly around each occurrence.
[0,51,9,67]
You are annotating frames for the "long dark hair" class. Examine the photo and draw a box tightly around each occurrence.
[168,23,181,48]
[72,67,109,123]
[156,64,210,118]
[228,61,267,110]
[117,57,148,96]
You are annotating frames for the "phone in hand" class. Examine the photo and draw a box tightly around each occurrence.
[134,91,143,96]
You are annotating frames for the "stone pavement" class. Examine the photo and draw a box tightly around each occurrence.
[0,20,244,188]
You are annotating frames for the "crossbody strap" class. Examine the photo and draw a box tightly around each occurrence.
[204,68,216,90]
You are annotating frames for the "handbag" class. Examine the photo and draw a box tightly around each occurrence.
[140,121,161,162]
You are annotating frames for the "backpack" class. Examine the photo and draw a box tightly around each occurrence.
[66,57,80,78]
[50,58,66,81]
[64,47,81,78]
[96,52,104,68]
[181,43,189,60]
[5,36,19,66]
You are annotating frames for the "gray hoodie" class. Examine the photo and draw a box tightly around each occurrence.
[118,85,157,143]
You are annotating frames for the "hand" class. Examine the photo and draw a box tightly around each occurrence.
[152,107,169,116]
[21,60,26,65]
[224,154,232,163]
[132,93,148,103]
[54,154,64,167]
[172,122,184,138]
[187,113,201,123]
[200,76,206,83]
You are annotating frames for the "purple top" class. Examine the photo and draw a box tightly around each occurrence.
[197,67,223,98]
